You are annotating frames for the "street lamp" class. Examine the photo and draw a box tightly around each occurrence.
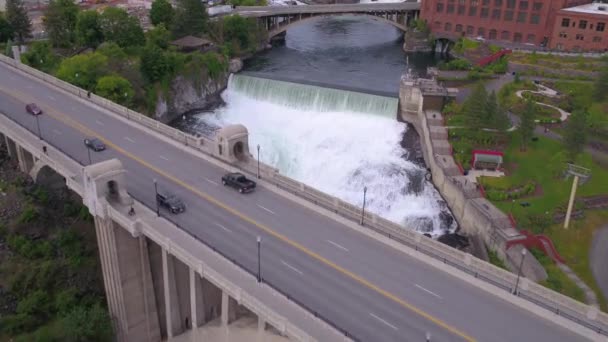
[513,248,527,295]
[426,332,431,342]
[360,186,368,225]
[256,144,261,179]
[84,139,91,165]
[153,179,159,217]
[35,115,42,140]
[257,236,262,283]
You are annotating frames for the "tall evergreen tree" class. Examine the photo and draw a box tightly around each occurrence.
[594,65,608,102]
[563,110,588,162]
[76,10,103,48]
[99,7,145,48]
[150,0,174,27]
[463,83,488,130]
[486,91,510,130]
[519,100,536,151]
[43,0,79,48]
[5,0,31,43]
[171,0,207,38]
[0,12,14,42]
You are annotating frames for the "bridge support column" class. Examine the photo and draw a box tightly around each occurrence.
[221,290,229,327]
[189,266,205,339]
[257,317,266,341]
[162,248,184,338]
[16,145,34,174]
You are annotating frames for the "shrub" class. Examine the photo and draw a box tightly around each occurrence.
[55,288,80,315]
[61,304,113,342]
[19,204,39,223]
[17,290,52,318]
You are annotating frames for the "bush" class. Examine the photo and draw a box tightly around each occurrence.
[55,288,80,315]
[19,204,39,223]
[17,290,52,318]
[0,313,42,335]
[61,304,113,342]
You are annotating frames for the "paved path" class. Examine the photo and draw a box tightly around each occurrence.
[515,84,571,122]
[591,226,608,304]
[557,263,599,308]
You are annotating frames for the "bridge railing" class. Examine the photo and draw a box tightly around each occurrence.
[2,54,607,338]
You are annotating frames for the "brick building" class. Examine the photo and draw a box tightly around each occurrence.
[420,0,598,50]
[549,2,608,51]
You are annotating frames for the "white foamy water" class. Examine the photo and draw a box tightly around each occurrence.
[196,75,455,236]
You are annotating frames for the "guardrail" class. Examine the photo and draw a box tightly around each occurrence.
[1,54,607,337]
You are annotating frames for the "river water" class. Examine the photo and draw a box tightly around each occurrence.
[175,15,456,236]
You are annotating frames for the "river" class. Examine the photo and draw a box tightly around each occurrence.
[174,15,457,237]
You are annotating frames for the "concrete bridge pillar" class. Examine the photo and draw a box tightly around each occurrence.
[221,290,229,327]
[162,248,185,338]
[16,145,34,173]
[4,136,16,159]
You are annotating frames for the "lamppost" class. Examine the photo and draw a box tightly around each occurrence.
[35,115,42,140]
[513,248,527,295]
[257,236,262,283]
[360,186,367,225]
[84,139,91,165]
[153,179,159,217]
[426,332,431,342]
[256,144,261,179]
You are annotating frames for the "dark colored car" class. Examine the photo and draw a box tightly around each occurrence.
[156,193,186,214]
[221,172,256,193]
[84,138,106,151]
[25,103,42,115]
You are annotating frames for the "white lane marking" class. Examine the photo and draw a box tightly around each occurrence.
[95,120,105,126]
[415,284,442,299]
[257,204,275,215]
[369,313,398,331]
[124,137,135,143]
[213,222,232,233]
[327,240,349,252]
[52,129,62,135]
[281,260,303,275]
[205,177,219,186]
[47,95,55,101]
[159,155,169,161]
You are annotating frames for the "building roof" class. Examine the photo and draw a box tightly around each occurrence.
[561,2,608,16]
[170,36,213,48]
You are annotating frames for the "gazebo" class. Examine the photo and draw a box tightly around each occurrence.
[471,149,504,170]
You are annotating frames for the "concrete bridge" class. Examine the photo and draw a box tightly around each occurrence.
[234,3,421,38]
[0,53,607,342]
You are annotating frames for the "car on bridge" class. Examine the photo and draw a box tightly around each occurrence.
[25,103,42,116]
[156,193,186,214]
[222,172,256,193]
[84,138,106,152]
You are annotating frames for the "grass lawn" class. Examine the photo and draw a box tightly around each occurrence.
[482,134,608,309]
[510,52,606,72]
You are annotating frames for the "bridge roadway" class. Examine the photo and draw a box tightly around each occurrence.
[0,63,588,342]
[234,2,420,17]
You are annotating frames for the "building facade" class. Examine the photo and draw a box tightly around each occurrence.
[549,2,608,51]
[420,0,598,49]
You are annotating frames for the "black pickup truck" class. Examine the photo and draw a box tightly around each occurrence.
[156,193,186,214]
[221,172,256,193]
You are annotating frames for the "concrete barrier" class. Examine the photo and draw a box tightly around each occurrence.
[1,55,607,337]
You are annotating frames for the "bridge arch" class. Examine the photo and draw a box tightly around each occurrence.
[30,161,66,190]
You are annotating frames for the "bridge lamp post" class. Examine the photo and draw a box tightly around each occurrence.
[84,139,92,165]
[513,248,527,295]
[257,236,262,283]
[426,332,431,342]
[360,186,367,225]
[256,144,261,179]
[153,179,159,217]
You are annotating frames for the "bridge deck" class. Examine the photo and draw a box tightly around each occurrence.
[235,2,420,17]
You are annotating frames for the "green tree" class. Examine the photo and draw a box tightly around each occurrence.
[462,83,488,130]
[6,0,31,43]
[95,75,134,106]
[43,0,79,47]
[149,0,174,27]
[0,12,14,42]
[56,52,108,90]
[99,7,145,48]
[486,91,510,130]
[171,0,207,38]
[594,65,608,102]
[20,41,60,73]
[146,23,171,49]
[519,100,536,151]
[223,15,253,52]
[140,44,169,83]
[61,304,113,342]
[563,110,588,162]
[76,10,103,48]
[5,38,14,57]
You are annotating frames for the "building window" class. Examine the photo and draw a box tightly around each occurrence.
[514,32,522,42]
[471,0,479,5]
[445,22,452,31]
[447,4,455,12]
[467,25,474,35]
[483,0,490,5]
[492,9,501,19]
[561,18,570,27]
[477,27,485,37]
[455,24,463,32]
[489,29,497,39]
[504,10,514,21]
[501,30,510,40]
[579,20,587,29]
[437,3,444,12]
[434,21,441,29]
[481,8,489,17]
[517,12,527,23]
[458,5,466,14]
[532,2,542,10]
[526,34,535,43]
[597,22,605,32]
[519,1,528,10]
[494,0,502,6]
[559,31,567,38]
[575,34,584,40]
[593,36,602,42]
[459,0,465,4]
[530,14,540,24]
[572,21,576,27]
[469,6,477,16]
[507,0,516,8]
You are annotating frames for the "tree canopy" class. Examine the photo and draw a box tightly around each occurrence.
[146,23,171,49]
[5,0,31,43]
[563,110,588,162]
[99,7,145,48]
[0,12,14,42]
[20,41,59,74]
[594,65,608,102]
[43,0,79,47]
[518,100,536,151]
[95,75,134,107]
[76,10,103,48]
[149,0,174,28]
[171,0,207,38]
[140,44,170,83]
[56,52,108,90]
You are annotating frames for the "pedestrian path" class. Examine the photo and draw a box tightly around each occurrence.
[556,262,599,308]
[515,84,571,122]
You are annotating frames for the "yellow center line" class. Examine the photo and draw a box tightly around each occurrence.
[0,84,476,342]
